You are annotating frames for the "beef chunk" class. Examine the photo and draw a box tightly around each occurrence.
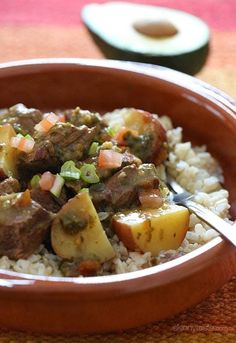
[90,163,159,210]
[64,180,83,194]
[20,139,58,174]
[0,192,52,259]
[31,186,68,213]
[0,103,42,135]
[19,122,97,175]
[63,107,111,144]
[89,183,110,208]
[0,177,20,195]
[62,106,116,140]
[64,107,103,128]
[46,123,96,161]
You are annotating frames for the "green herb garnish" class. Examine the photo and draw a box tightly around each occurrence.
[80,164,100,184]
[30,175,40,188]
[60,161,81,180]
[88,142,99,156]
[105,126,116,137]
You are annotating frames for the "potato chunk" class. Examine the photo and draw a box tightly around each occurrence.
[51,192,115,262]
[112,204,189,255]
[0,124,18,179]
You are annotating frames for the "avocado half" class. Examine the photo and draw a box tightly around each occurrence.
[82,2,210,75]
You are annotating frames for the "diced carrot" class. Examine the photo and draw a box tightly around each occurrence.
[10,136,35,153]
[39,119,52,132]
[15,189,31,207]
[139,189,164,209]
[114,127,138,145]
[78,260,101,277]
[18,137,26,151]
[35,112,59,133]
[39,171,55,191]
[57,114,66,123]
[19,138,34,153]
[98,149,123,169]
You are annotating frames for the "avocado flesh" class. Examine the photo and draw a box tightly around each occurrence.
[82,2,210,75]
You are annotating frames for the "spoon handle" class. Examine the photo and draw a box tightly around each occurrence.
[183,200,236,246]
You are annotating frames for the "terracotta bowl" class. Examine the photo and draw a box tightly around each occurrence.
[0,59,235,334]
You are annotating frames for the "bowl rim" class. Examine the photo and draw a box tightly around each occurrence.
[0,58,235,291]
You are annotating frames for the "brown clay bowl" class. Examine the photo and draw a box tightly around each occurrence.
[0,59,235,334]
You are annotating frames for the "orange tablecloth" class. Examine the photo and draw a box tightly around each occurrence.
[0,1,235,342]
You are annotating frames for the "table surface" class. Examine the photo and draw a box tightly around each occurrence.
[0,1,235,342]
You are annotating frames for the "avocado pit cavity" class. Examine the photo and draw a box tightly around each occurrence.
[133,19,178,38]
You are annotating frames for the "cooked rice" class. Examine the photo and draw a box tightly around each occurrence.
[0,116,230,277]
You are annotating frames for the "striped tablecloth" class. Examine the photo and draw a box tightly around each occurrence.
[0,1,235,342]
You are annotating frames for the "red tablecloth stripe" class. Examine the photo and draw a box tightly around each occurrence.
[0,0,235,30]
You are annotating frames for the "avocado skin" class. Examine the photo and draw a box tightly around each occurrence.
[86,27,209,76]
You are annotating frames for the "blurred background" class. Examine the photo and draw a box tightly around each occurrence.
[0,0,235,98]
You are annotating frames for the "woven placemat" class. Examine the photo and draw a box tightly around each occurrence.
[0,18,235,342]
[0,25,235,99]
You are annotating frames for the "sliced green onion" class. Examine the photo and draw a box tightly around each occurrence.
[50,174,65,198]
[80,164,100,184]
[105,126,116,137]
[25,134,34,140]
[88,142,99,156]
[80,188,89,193]
[16,133,34,140]
[30,174,40,188]
[60,161,81,180]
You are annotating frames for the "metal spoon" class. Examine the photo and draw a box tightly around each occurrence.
[167,175,236,246]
